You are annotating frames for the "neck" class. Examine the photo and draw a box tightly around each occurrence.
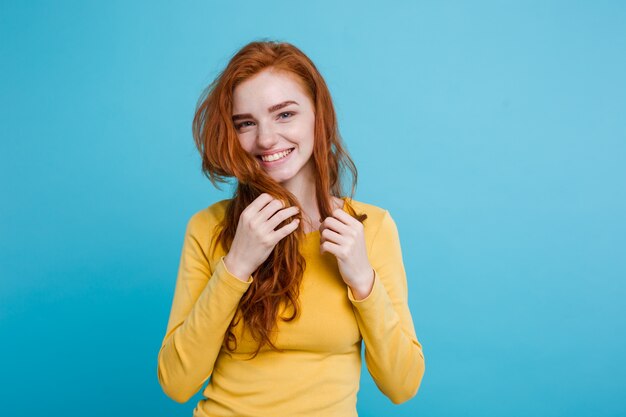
[281,160,323,230]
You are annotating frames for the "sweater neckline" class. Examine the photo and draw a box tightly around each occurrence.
[302,197,348,239]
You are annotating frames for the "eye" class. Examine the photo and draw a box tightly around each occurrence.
[235,121,255,131]
[278,111,294,120]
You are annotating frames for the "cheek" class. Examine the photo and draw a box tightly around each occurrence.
[284,120,315,143]
[237,134,254,153]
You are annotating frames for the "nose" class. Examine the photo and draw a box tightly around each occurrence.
[256,123,279,150]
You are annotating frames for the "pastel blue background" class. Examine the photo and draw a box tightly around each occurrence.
[1,1,625,416]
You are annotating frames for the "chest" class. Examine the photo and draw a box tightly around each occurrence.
[226,243,362,355]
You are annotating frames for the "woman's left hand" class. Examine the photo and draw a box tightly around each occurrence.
[320,209,375,300]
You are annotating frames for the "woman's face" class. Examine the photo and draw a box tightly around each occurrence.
[232,68,316,189]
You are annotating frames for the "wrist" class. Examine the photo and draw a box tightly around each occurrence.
[350,268,375,301]
[223,254,252,282]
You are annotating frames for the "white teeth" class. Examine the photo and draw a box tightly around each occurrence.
[260,148,293,162]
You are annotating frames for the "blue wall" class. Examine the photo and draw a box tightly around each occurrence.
[1,1,625,416]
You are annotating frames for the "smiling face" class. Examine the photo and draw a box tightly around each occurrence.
[232,68,316,191]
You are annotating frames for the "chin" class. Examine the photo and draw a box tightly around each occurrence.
[272,176,292,185]
[266,169,295,182]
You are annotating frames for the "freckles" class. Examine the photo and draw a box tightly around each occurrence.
[237,136,253,153]
[282,124,302,136]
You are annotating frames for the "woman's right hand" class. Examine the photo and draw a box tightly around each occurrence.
[223,193,301,281]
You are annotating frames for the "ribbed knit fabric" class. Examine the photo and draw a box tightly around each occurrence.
[157,198,425,417]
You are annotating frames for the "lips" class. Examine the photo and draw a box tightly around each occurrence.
[257,148,295,162]
[256,147,294,158]
[257,147,295,167]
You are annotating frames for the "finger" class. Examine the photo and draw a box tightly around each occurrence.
[258,198,285,222]
[331,208,359,227]
[320,227,344,245]
[320,240,342,257]
[273,217,300,241]
[321,216,351,235]
[245,193,275,214]
[267,206,300,231]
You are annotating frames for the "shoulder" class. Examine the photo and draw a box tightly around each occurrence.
[344,197,389,226]
[181,199,232,263]
[344,200,400,257]
[185,198,231,234]
[344,197,396,246]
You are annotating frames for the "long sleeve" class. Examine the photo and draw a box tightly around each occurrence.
[157,212,254,403]
[347,210,425,404]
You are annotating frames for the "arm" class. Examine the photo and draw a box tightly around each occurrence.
[347,210,426,404]
[156,212,253,403]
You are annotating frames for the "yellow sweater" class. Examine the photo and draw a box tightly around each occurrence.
[157,198,425,417]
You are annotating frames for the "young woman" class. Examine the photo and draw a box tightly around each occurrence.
[157,40,425,417]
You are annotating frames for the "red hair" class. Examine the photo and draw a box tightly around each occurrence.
[192,40,366,358]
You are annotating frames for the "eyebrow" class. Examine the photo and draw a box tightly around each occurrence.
[232,100,299,121]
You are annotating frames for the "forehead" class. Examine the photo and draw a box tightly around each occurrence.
[232,69,310,111]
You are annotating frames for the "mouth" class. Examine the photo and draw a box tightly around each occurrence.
[256,148,295,166]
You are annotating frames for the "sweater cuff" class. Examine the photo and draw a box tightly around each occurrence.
[217,256,254,290]
[347,269,382,305]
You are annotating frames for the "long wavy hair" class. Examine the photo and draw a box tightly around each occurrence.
[192,40,366,358]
